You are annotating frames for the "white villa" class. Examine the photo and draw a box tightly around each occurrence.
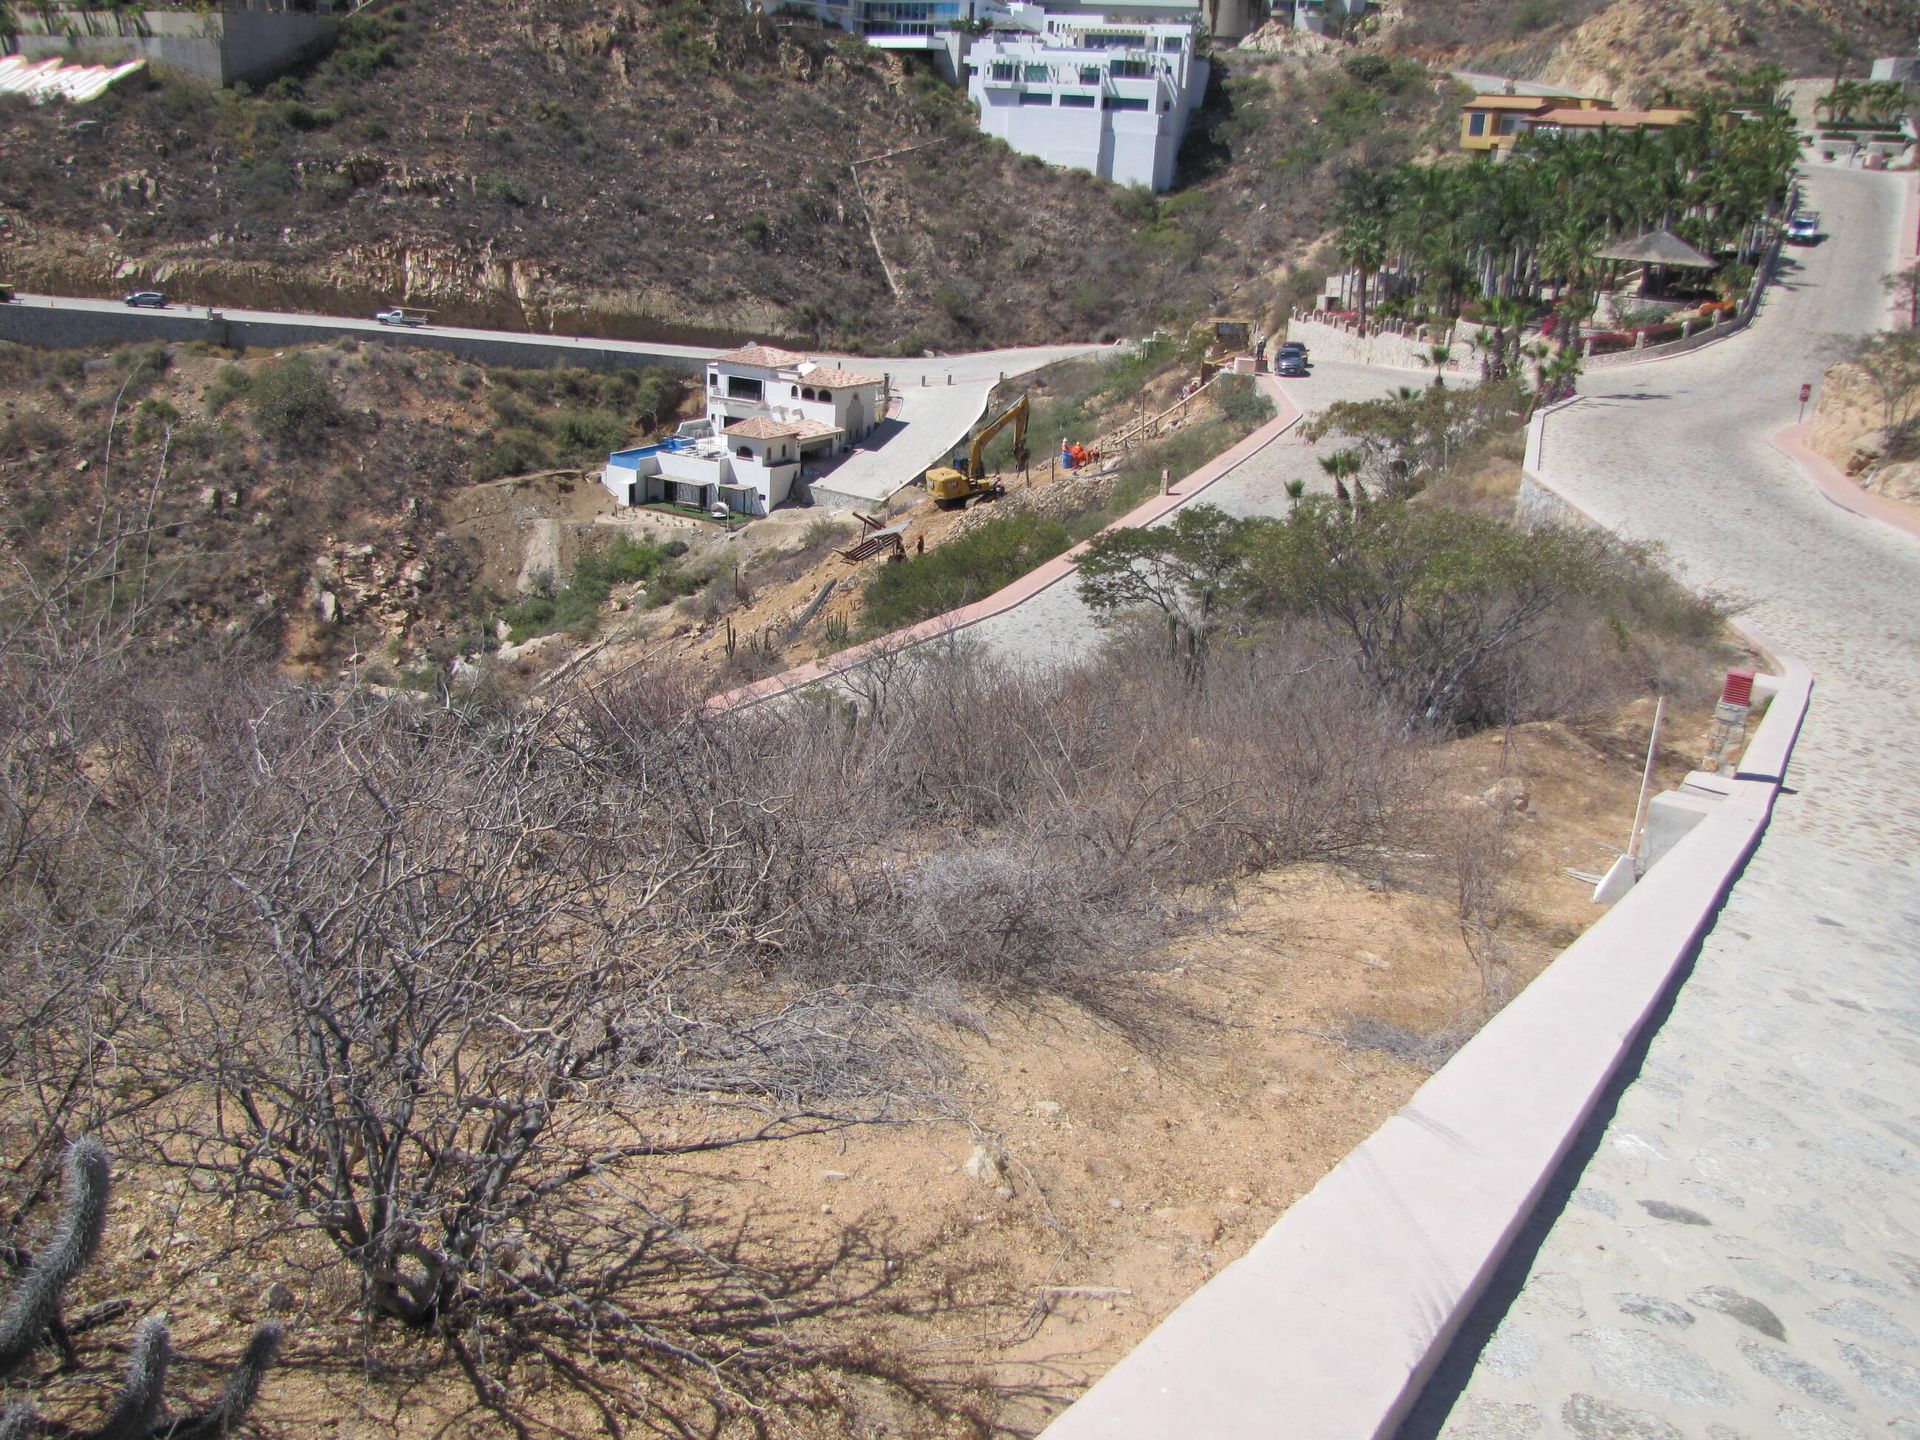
[963,4,1208,191]
[602,344,887,518]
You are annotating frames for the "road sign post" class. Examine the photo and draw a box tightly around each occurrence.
[1798,382,1811,424]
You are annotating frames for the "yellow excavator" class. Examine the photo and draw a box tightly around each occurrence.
[926,392,1030,509]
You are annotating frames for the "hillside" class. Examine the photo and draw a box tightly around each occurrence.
[0,0,1456,352]
[1367,0,1917,104]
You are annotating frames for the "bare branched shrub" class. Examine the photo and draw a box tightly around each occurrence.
[3,527,1436,1431]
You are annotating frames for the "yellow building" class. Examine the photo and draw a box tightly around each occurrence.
[1459,92,1615,152]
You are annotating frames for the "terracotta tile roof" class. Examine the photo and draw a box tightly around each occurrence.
[798,365,883,389]
[722,416,804,439]
[711,343,810,369]
[788,418,843,440]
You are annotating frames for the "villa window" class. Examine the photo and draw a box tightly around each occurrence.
[1019,91,1052,105]
[1111,58,1149,79]
[1061,93,1096,108]
[726,376,763,400]
[737,447,753,459]
[1024,63,1049,83]
[991,61,1015,82]
[1469,112,1486,136]
[818,390,832,402]
[1108,95,1150,111]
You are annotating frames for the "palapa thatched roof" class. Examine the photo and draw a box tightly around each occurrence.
[1595,229,1717,268]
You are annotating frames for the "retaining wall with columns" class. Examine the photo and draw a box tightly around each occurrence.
[1283,310,1477,376]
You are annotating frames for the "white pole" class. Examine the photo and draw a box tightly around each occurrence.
[1627,695,1666,865]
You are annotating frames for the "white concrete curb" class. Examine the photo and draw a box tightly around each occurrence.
[1034,414,1813,1440]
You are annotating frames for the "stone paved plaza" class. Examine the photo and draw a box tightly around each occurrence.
[1405,162,1920,1439]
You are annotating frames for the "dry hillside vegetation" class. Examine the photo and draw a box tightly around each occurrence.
[0,506,1736,1434]
[0,337,689,670]
[1808,330,1920,506]
[1369,0,1915,104]
[0,1,1457,349]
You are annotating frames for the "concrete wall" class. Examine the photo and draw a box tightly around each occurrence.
[0,300,705,379]
[1033,395,1812,1440]
[1284,311,1478,377]
[13,6,337,88]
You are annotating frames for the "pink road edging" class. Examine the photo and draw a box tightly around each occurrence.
[706,376,1302,713]
[1771,420,1920,543]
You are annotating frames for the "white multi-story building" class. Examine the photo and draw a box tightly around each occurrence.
[963,5,1208,191]
[602,344,887,518]
[1279,0,1367,36]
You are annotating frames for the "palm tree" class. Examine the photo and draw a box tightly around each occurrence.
[1424,344,1454,389]
[1333,171,1395,330]
[1318,448,1363,513]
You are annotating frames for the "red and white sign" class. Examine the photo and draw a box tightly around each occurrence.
[1799,383,1813,404]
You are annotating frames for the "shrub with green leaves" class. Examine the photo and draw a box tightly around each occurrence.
[862,512,1070,633]
[248,355,341,444]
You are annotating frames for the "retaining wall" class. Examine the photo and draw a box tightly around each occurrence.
[1032,398,1811,1440]
[1283,311,1477,376]
[12,5,337,88]
[0,299,703,377]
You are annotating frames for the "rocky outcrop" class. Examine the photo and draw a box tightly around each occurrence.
[1808,360,1920,506]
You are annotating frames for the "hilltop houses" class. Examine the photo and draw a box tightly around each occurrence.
[964,4,1208,191]
[602,344,887,519]
[779,0,1215,190]
[1458,91,1689,154]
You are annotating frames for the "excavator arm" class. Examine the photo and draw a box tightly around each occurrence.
[965,393,1030,479]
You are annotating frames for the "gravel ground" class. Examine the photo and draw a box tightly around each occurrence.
[1404,160,1920,1440]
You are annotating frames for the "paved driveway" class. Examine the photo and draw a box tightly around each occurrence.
[1406,162,1920,1440]
[808,345,1117,507]
[968,359,1412,667]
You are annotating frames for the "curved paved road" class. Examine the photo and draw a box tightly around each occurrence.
[1408,161,1920,1439]
[968,358,1413,667]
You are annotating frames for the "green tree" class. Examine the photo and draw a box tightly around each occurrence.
[1331,169,1395,329]
[1075,503,1268,676]
[248,355,341,444]
[1855,331,1920,463]
[1239,498,1612,728]
[1317,446,1363,509]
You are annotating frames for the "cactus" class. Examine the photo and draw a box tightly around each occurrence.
[0,1143,281,1438]
[0,1138,110,1381]
[76,1315,169,1440]
[162,1323,283,1440]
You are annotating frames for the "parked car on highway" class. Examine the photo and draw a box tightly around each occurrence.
[1785,215,1820,245]
[1279,339,1308,357]
[0,284,13,304]
[1276,352,1309,377]
[375,307,428,326]
[121,291,167,308]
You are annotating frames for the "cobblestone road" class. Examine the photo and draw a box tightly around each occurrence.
[1405,161,1920,1440]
